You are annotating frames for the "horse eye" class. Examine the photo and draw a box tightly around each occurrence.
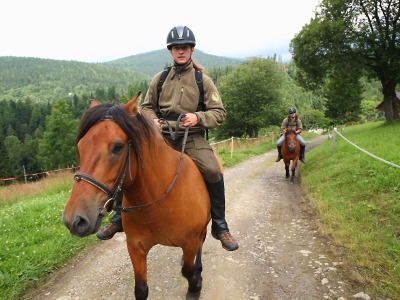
[112,143,125,155]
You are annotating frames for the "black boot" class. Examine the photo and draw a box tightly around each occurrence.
[206,177,239,251]
[299,145,306,163]
[275,145,282,162]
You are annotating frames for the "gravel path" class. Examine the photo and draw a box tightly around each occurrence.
[25,135,365,300]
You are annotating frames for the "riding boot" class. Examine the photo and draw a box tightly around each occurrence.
[275,145,282,162]
[299,145,306,163]
[206,177,239,251]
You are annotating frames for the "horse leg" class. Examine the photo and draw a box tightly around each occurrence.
[185,247,204,300]
[290,160,298,183]
[181,239,203,299]
[127,242,149,300]
[290,167,295,183]
[284,160,290,178]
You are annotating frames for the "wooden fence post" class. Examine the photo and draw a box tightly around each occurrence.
[230,137,234,158]
[331,128,337,156]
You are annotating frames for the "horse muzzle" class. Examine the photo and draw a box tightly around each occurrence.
[62,212,103,237]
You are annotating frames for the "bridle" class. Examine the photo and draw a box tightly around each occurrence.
[285,130,297,152]
[73,113,189,215]
[74,140,132,216]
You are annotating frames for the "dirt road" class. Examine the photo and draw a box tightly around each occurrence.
[26,135,364,300]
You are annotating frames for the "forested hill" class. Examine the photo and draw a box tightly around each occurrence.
[103,49,244,77]
[0,50,243,103]
[0,56,150,103]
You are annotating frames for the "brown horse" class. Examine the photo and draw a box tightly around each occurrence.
[62,92,211,300]
[281,129,300,183]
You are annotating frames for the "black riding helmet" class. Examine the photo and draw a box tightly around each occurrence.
[166,26,196,50]
[288,107,296,114]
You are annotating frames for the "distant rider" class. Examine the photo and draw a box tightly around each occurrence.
[275,107,306,163]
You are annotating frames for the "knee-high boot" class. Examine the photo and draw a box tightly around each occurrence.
[206,177,239,251]
[275,145,282,162]
[300,145,306,163]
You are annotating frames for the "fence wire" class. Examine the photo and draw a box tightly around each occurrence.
[333,128,400,169]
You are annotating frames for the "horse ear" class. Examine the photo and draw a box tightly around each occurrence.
[125,91,142,116]
[90,99,101,108]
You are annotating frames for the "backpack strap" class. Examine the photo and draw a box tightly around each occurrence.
[155,67,172,118]
[195,70,205,112]
[285,116,299,130]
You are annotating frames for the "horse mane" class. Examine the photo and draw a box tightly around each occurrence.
[286,129,296,135]
[76,103,158,157]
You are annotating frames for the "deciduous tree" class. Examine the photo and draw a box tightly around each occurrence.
[290,0,400,121]
[216,58,284,138]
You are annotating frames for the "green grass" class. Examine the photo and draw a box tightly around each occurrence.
[0,183,98,299]
[301,120,400,298]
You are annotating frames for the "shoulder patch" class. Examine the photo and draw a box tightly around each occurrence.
[211,92,220,102]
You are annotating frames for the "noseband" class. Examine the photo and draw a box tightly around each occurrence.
[74,140,132,216]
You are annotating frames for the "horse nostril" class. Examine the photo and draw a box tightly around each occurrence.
[72,215,90,236]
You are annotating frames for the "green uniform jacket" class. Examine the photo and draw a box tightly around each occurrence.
[281,116,303,132]
[141,61,226,137]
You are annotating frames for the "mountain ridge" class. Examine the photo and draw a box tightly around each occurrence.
[0,49,244,102]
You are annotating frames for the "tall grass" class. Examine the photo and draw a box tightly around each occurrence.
[301,120,400,298]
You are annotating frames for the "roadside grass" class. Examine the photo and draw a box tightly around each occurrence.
[0,172,98,299]
[1,133,302,300]
[301,120,400,299]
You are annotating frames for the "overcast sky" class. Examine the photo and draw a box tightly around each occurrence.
[0,0,320,63]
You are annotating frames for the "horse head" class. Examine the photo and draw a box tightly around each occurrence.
[62,92,152,237]
[285,129,298,153]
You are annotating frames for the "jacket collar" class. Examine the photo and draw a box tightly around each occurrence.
[172,59,193,77]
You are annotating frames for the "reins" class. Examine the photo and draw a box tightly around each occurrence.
[121,113,189,212]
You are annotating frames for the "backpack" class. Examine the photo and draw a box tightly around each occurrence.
[155,66,205,117]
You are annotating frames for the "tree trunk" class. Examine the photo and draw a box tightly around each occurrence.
[381,80,399,121]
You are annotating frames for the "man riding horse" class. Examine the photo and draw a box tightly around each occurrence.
[97,25,238,252]
[275,107,306,163]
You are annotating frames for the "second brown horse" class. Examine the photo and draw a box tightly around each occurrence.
[281,129,301,183]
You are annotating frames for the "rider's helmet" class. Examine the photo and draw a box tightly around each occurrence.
[288,107,296,114]
[166,26,196,50]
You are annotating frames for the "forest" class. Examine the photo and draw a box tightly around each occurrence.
[0,54,383,183]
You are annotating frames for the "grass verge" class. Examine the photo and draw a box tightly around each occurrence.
[301,120,400,298]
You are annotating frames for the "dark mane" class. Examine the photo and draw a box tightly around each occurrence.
[286,129,296,135]
[77,103,157,157]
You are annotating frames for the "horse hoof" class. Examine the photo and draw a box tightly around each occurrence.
[186,290,201,300]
